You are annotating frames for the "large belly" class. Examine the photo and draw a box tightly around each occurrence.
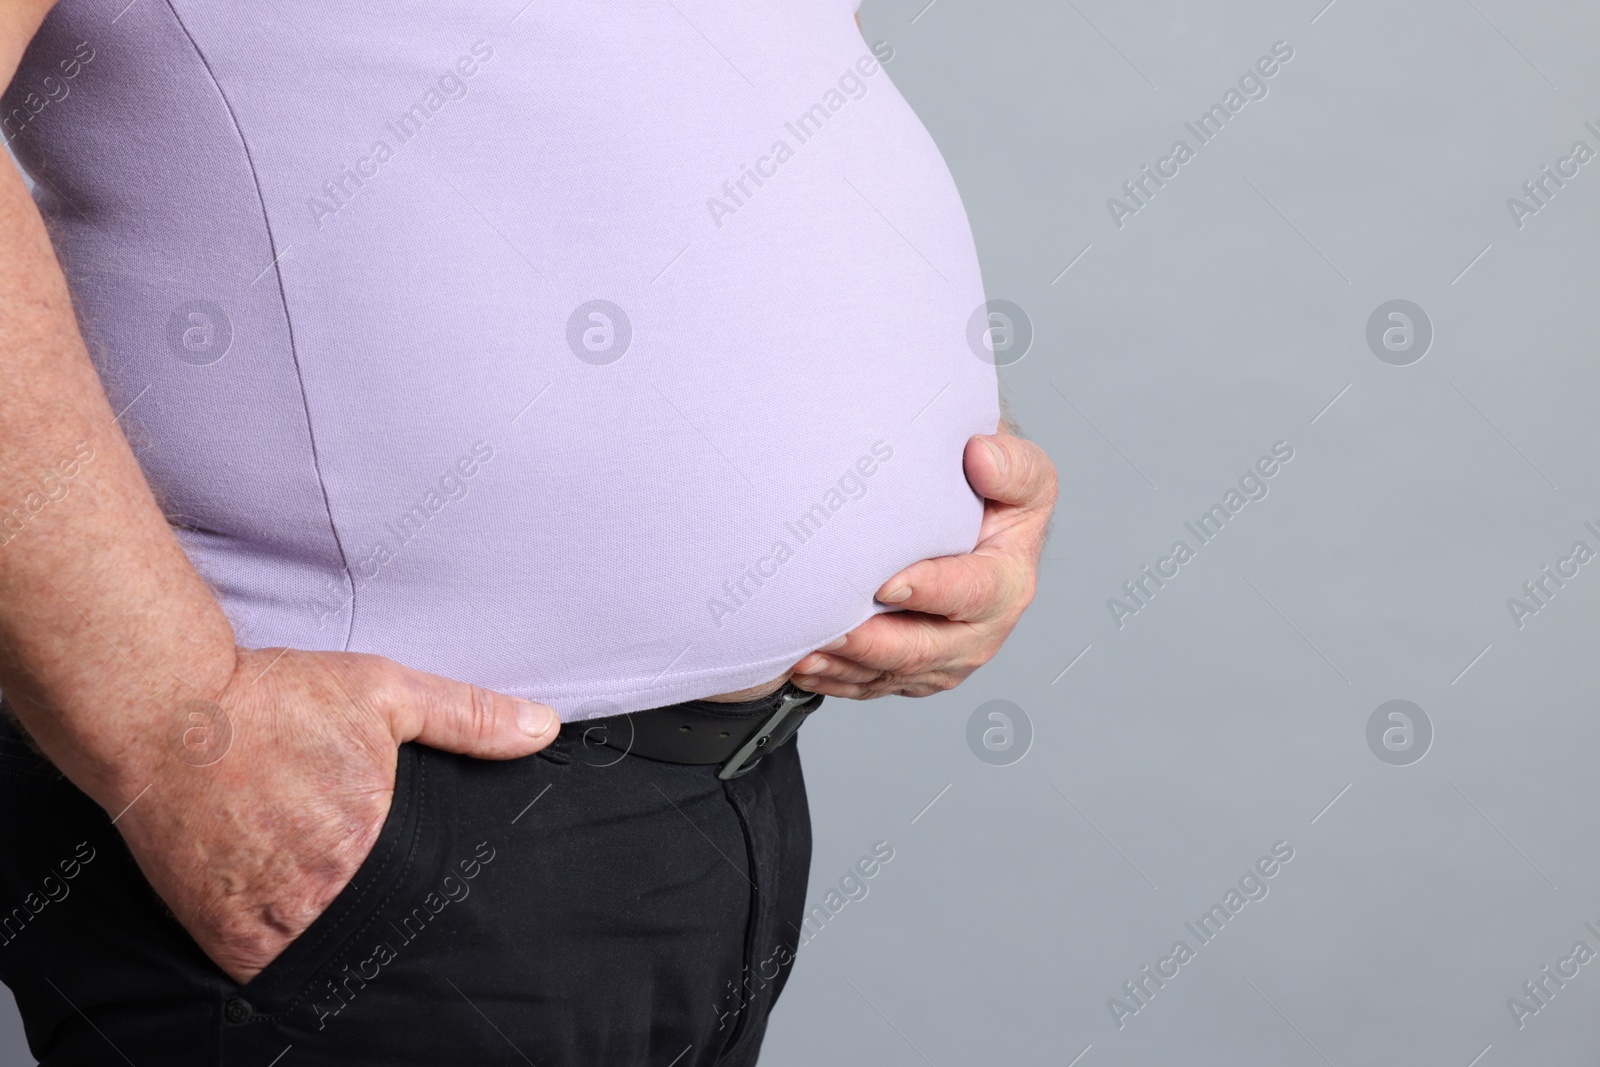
[15,0,998,716]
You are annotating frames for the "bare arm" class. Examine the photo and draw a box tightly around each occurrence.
[0,0,237,804]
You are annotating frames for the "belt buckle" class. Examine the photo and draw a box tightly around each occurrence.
[717,687,820,780]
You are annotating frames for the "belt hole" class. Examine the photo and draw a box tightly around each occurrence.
[719,731,730,738]
[678,725,691,733]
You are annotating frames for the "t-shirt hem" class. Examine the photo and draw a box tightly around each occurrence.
[509,606,889,720]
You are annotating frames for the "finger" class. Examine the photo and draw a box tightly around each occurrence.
[789,674,871,699]
[792,673,952,700]
[791,653,880,684]
[823,612,984,676]
[374,660,560,758]
[964,434,1058,512]
[875,551,1011,623]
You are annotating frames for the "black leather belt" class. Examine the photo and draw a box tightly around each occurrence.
[571,683,823,780]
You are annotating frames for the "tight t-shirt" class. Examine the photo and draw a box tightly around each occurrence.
[4,0,999,718]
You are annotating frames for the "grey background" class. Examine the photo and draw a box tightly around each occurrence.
[7,0,1600,1064]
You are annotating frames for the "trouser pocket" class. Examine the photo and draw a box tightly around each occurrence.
[221,742,428,1031]
[0,717,810,1067]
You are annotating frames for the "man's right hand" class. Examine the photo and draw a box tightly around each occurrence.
[109,648,560,985]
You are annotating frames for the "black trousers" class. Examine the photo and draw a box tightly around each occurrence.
[0,693,814,1066]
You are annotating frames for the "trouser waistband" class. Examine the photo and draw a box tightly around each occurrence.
[560,682,824,780]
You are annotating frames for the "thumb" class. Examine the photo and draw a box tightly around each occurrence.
[379,662,561,758]
[964,433,1058,511]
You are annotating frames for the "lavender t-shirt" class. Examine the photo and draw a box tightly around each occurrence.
[4,0,999,718]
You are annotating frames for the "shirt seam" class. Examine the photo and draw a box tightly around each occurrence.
[161,0,358,651]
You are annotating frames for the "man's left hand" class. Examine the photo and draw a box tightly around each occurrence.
[789,432,1057,699]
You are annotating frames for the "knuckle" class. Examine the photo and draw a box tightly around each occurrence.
[211,916,291,973]
[1009,438,1035,478]
[950,570,995,622]
[965,566,1001,617]
[862,634,911,673]
[840,662,877,684]
[1020,579,1039,612]
[464,685,500,741]
[951,646,988,676]
[355,659,408,715]
[901,629,941,673]
[1038,445,1059,481]
[1025,445,1060,504]
[1007,571,1038,614]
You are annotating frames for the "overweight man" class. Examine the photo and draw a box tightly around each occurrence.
[0,0,1055,1063]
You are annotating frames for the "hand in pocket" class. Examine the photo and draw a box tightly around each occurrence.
[110,649,560,983]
